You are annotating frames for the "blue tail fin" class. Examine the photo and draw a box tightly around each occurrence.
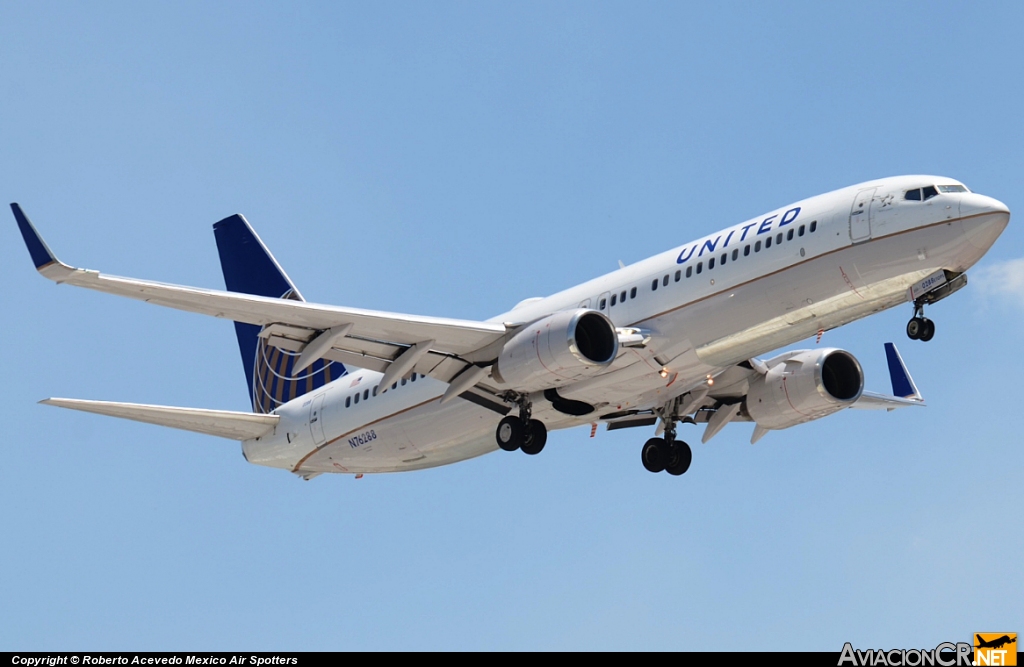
[213,215,346,413]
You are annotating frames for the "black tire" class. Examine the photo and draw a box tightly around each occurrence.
[906,317,922,340]
[641,437,668,473]
[665,441,692,476]
[521,420,547,455]
[920,318,935,342]
[496,416,523,451]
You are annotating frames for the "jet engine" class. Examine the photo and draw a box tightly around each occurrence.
[491,309,618,391]
[746,348,864,430]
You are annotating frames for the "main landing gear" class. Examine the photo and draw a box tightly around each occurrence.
[641,407,692,476]
[495,394,547,455]
[906,302,935,342]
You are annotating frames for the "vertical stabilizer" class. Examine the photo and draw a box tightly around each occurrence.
[213,215,346,413]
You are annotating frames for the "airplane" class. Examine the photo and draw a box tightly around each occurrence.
[975,635,1015,650]
[11,175,1010,479]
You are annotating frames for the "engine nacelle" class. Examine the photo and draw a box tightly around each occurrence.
[746,348,864,430]
[492,309,618,391]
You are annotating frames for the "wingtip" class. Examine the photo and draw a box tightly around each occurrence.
[11,203,61,271]
[883,342,923,400]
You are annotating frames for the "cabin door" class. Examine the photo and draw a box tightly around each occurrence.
[849,188,876,243]
[309,393,327,446]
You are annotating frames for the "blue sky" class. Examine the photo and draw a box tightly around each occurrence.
[2,1,1022,650]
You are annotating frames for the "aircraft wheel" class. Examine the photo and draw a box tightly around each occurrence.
[906,317,924,340]
[919,318,935,342]
[665,441,692,476]
[496,416,523,451]
[641,437,668,473]
[521,420,547,455]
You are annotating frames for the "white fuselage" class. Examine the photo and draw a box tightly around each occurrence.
[241,175,1009,475]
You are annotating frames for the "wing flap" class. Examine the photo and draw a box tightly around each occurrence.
[41,398,279,440]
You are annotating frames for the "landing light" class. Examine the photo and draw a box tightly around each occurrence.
[706,374,715,386]
[659,368,669,378]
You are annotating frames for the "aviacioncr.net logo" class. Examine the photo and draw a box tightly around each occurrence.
[974,633,1017,667]
[839,642,973,667]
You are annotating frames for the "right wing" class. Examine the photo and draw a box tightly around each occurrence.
[13,204,510,383]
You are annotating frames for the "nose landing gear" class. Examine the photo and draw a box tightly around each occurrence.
[495,393,548,455]
[906,303,935,342]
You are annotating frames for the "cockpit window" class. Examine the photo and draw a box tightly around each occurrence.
[906,186,943,201]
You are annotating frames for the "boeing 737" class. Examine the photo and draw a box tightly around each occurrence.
[12,175,1010,478]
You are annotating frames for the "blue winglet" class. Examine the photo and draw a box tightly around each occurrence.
[884,342,921,399]
[11,203,59,270]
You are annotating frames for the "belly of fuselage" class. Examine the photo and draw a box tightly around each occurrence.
[295,385,502,474]
[288,209,1006,476]
[681,215,989,367]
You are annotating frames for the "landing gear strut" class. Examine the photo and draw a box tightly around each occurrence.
[641,401,693,476]
[495,393,547,455]
[906,302,935,342]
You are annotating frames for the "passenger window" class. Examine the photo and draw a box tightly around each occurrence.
[922,186,938,200]
[810,221,817,233]
[709,257,715,269]
[373,386,378,397]
[674,270,681,282]
[686,266,692,278]
[630,287,637,298]
[600,298,607,309]
[346,396,351,407]
[905,189,922,201]
[363,389,369,400]
[721,253,727,265]
[663,275,669,287]
[696,262,703,274]
[798,225,805,236]
[392,382,397,390]
[755,241,761,252]
[620,291,626,302]
[610,294,617,306]
[744,245,750,256]
[411,373,417,382]
[732,249,739,261]
[787,229,794,241]
[354,393,360,404]
[766,237,772,248]
[776,233,783,244]
[651,279,658,291]
[401,378,407,386]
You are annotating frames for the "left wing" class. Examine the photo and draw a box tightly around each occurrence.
[848,343,925,410]
[625,343,925,444]
[13,204,509,384]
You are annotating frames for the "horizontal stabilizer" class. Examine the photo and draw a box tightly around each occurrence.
[41,398,279,440]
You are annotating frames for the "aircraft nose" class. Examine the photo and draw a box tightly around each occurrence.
[960,192,1011,219]
[960,193,1010,251]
